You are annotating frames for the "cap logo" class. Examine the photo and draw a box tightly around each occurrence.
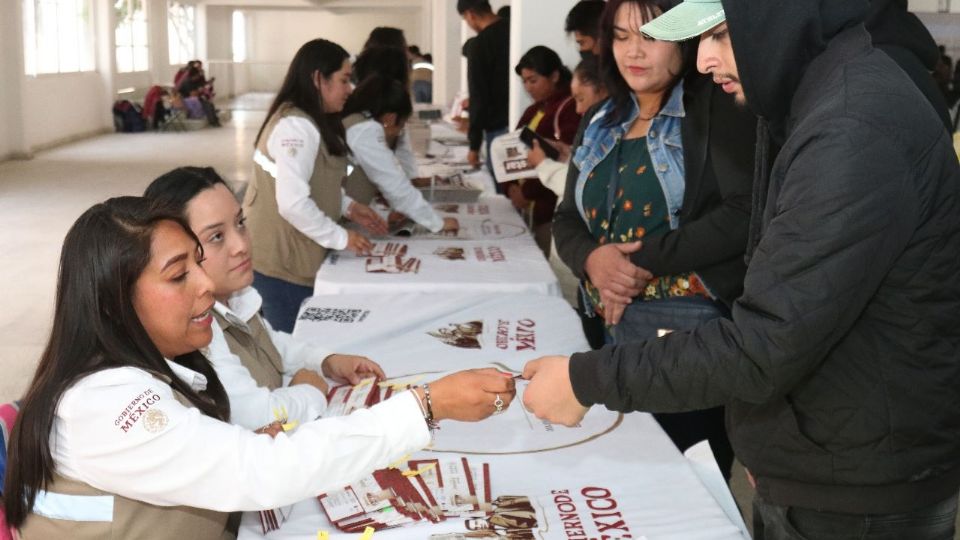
[697,9,725,27]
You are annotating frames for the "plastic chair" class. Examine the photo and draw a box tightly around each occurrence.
[1,401,21,540]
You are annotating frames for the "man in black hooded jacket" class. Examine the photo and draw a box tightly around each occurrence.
[522,0,960,537]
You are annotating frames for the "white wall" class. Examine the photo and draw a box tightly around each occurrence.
[507,0,581,127]
[23,73,109,151]
[207,6,235,61]
[914,12,960,60]
[909,0,960,13]
[247,8,425,62]
[0,4,27,159]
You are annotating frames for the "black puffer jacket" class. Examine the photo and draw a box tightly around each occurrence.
[569,0,960,515]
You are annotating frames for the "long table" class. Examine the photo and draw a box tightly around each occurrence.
[319,195,554,297]
[234,292,751,539]
[292,293,583,373]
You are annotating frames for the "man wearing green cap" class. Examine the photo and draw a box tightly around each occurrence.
[523,0,960,538]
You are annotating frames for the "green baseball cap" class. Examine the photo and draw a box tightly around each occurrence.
[641,0,725,42]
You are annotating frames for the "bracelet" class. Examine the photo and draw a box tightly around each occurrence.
[421,384,439,430]
[412,386,428,417]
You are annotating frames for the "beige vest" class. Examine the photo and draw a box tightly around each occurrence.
[341,112,382,205]
[19,388,232,540]
[245,104,347,287]
[212,310,283,390]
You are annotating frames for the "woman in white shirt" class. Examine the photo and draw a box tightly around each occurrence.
[247,38,388,334]
[342,74,458,234]
[3,197,515,539]
[145,166,385,429]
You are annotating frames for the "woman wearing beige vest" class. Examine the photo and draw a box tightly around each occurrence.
[343,74,459,235]
[3,197,516,540]
[248,39,387,334]
[145,167,386,430]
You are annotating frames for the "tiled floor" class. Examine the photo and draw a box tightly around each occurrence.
[0,95,268,405]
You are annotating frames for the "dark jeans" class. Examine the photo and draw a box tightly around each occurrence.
[252,271,313,334]
[611,296,735,480]
[752,493,958,540]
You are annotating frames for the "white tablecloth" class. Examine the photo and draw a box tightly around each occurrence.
[292,292,587,375]
[237,292,749,540]
[416,123,497,197]
[374,197,530,242]
[238,407,748,540]
[314,238,558,297]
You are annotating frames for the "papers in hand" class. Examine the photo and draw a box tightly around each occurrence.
[490,130,536,183]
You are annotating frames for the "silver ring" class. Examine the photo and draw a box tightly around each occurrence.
[494,394,504,414]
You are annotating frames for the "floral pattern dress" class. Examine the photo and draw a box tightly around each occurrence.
[580,137,710,317]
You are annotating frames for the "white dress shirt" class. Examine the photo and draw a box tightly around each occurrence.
[49,362,429,512]
[257,115,355,251]
[346,117,444,232]
[208,286,333,429]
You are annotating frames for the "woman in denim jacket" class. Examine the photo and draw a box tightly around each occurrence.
[553,0,756,479]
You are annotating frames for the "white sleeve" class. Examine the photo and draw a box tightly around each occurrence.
[535,158,569,200]
[268,116,349,250]
[205,320,327,429]
[55,368,430,512]
[346,121,443,233]
[395,130,420,179]
[260,314,333,374]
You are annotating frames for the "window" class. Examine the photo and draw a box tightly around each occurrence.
[22,0,95,76]
[115,0,148,72]
[168,1,196,66]
[232,10,247,63]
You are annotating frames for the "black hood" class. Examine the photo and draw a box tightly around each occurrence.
[722,0,869,128]
[865,0,939,71]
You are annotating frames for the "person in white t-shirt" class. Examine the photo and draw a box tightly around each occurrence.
[2,196,516,539]
[342,74,459,234]
[145,166,385,430]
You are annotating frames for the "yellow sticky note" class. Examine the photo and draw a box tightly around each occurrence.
[387,453,411,470]
[281,420,299,432]
[359,526,375,540]
[317,532,329,540]
[402,462,437,477]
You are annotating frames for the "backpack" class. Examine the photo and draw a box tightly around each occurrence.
[112,100,146,133]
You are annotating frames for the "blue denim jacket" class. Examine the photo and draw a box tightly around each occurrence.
[572,84,686,231]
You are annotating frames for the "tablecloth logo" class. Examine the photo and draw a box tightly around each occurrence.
[434,247,466,261]
[548,487,634,540]
[496,319,537,351]
[430,495,539,539]
[474,246,507,262]
[427,321,483,349]
[299,308,371,324]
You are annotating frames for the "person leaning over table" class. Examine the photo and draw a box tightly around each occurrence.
[144,166,387,430]
[247,38,388,334]
[341,74,459,235]
[551,0,757,479]
[526,0,960,538]
[2,196,516,540]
